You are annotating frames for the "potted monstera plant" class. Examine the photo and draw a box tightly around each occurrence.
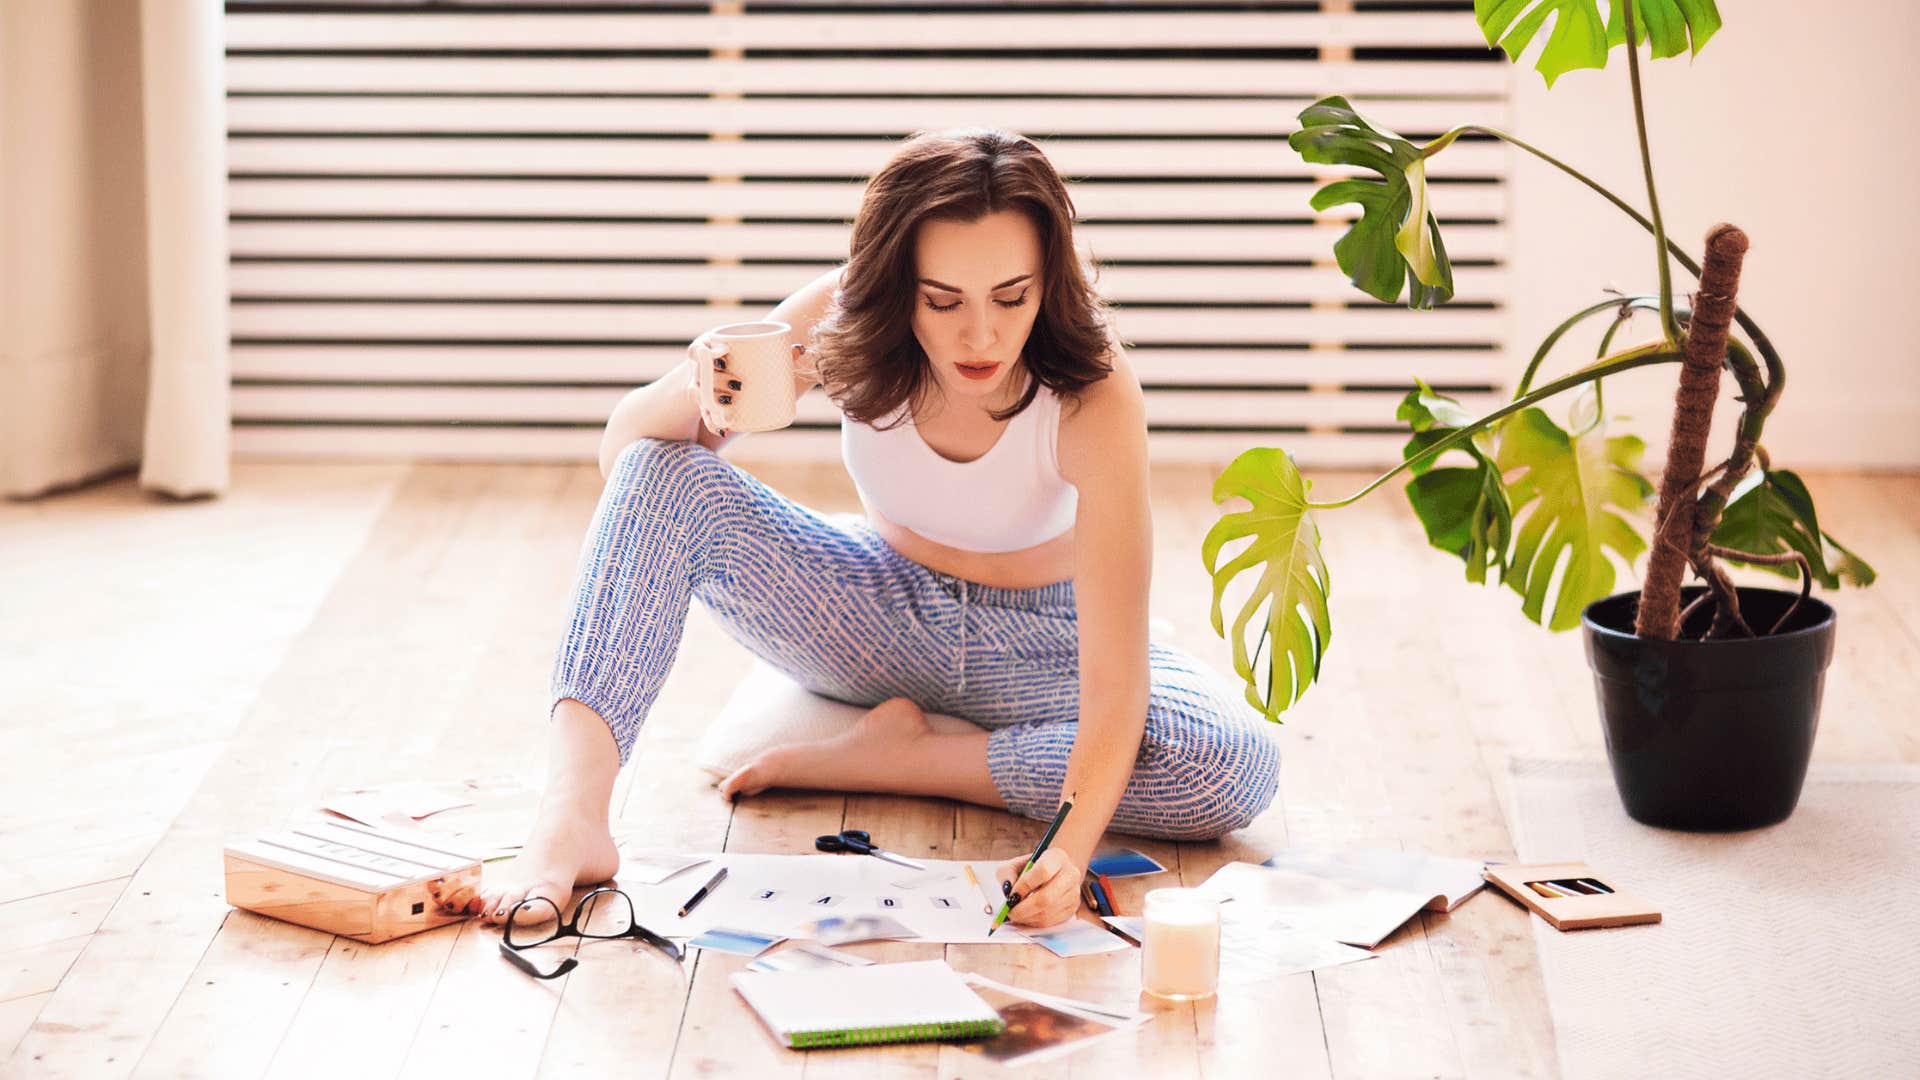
[1202,1,1876,830]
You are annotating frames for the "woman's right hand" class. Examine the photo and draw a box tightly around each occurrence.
[687,330,741,437]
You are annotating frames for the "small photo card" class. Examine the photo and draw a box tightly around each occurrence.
[689,926,787,957]
[793,914,920,946]
[1023,919,1132,959]
[744,942,874,974]
[1088,847,1167,879]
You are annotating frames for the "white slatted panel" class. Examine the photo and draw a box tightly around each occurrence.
[224,0,1510,465]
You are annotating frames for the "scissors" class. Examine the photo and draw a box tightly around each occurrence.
[814,829,927,871]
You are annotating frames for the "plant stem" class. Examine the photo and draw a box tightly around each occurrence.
[1424,123,1786,394]
[1306,345,1688,510]
[1620,0,1679,343]
[1513,296,1653,399]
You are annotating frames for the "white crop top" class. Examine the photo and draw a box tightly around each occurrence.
[840,382,1078,553]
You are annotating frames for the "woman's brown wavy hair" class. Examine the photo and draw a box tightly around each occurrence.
[807,127,1119,428]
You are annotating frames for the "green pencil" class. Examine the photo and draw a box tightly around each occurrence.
[987,791,1077,936]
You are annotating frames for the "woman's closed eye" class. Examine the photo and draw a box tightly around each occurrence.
[923,291,1030,313]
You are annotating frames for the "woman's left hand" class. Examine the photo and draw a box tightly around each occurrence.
[993,848,1085,928]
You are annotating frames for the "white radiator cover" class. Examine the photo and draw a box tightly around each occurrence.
[223,1,1511,466]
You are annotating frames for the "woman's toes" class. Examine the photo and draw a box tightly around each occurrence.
[718,762,755,801]
[719,754,780,801]
[439,882,476,915]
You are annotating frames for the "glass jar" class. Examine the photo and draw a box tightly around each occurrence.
[1140,887,1221,1001]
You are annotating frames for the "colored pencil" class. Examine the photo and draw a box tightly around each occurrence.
[988,791,1076,936]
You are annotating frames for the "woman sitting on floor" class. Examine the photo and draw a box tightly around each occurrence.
[449,127,1280,930]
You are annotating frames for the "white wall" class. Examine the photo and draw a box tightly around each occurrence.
[1504,0,1919,471]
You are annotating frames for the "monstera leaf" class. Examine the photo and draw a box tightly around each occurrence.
[1290,97,1455,310]
[1397,381,1513,585]
[1203,448,1333,722]
[1709,468,1878,589]
[1494,407,1656,630]
[1476,0,1723,88]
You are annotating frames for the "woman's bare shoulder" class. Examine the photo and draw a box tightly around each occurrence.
[1055,343,1145,486]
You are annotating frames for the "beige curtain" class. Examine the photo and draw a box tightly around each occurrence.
[1,0,230,500]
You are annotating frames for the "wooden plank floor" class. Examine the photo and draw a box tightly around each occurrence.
[5,459,1916,1079]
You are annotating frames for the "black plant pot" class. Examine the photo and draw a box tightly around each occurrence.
[1580,585,1836,831]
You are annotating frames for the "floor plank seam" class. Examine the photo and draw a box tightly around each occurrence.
[0,875,135,918]
[652,790,741,1077]
[275,934,346,1075]
[127,907,242,1076]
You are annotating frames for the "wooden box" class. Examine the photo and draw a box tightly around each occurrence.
[1482,860,1661,931]
[223,817,482,943]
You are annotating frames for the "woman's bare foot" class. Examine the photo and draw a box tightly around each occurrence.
[437,802,620,928]
[718,696,934,800]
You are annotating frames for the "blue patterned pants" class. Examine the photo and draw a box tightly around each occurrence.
[550,437,1280,841]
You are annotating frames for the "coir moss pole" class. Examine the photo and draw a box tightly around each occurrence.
[1634,223,1750,640]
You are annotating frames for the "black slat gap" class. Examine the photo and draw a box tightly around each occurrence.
[226,131,1499,143]
[231,417,839,430]
[232,336,1500,349]
[226,255,1506,269]
[226,48,1326,60]
[740,2,1326,11]
[226,214,1503,227]
[226,91,1507,104]
[1340,341,1497,351]
[232,419,1404,435]
[225,172,1506,186]
[1147,424,1314,433]
[225,2,1333,12]
[228,3,713,12]
[236,296,1444,310]
[1353,46,1499,62]
[1355,1,1474,10]
[1346,300,1499,311]
[231,377,1498,393]
[1341,382,1499,394]
[230,295,1507,309]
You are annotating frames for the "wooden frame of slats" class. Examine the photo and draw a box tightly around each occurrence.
[223,0,1511,465]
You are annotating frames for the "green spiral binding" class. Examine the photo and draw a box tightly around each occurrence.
[789,1017,1005,1049]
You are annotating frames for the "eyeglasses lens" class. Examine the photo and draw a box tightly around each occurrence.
[574,890,638,940]
[503,896,564,949]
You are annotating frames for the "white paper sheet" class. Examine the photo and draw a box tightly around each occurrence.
[1260,846,1490,912]
[1217,915,1376,984]
[617,854,1033,945]
[616,852,712,886]
[1103,908,1373,984]
[1196,861,1435,949]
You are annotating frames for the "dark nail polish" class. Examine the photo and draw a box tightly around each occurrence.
[715,357,727,370]
[727,379,741,390]
[718,394,732,404]
[1001,881,1013,896]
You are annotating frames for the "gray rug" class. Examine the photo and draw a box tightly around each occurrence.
[1506,757,1920,1080]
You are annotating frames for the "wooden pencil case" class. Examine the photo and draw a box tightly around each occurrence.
[1481,861,1660,931]
[223,817,481,943]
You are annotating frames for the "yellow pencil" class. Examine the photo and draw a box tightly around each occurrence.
[962,863,992,914]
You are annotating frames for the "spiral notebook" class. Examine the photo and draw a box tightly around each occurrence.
[731,959,1005,1049]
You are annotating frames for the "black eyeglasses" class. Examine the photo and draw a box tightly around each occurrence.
[496,887,684,980]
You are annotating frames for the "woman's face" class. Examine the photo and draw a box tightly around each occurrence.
[911,209,1045,410]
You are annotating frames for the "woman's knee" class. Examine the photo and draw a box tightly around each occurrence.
[607,435,728,496]
[600,437,743,544]
[1141,717,1281,840]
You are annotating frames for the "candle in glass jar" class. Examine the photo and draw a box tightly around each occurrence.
[1140,887,1221,1001]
